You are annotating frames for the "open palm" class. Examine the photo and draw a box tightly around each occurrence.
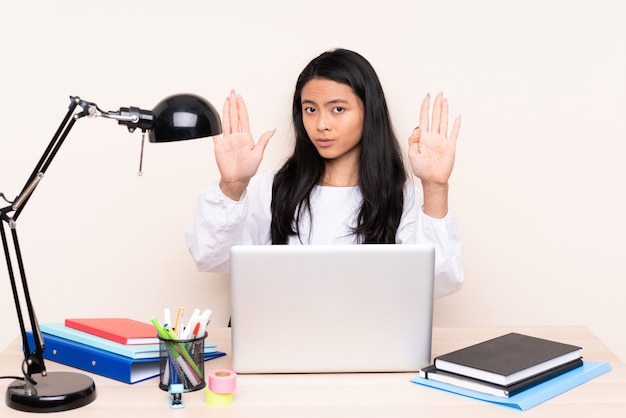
[408,92,461,185]
[212,91,274,198]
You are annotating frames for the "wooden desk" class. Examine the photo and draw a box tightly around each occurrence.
[1,326,625,417]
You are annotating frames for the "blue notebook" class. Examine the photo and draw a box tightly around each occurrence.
[411,361,611,411]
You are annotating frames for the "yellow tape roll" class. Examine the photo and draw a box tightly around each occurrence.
[205,387,233,406]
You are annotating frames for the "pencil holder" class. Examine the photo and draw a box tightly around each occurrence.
[158,332,207,392]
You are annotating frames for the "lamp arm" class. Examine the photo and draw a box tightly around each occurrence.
[10,98,83,219]
[0,222,46,379]
[8,97,155,218]
[0,95,147,380]
[0,96,91,378]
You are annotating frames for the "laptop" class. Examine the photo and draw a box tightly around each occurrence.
[229,244,435,373]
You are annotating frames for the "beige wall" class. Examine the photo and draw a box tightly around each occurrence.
[1,1,625,363]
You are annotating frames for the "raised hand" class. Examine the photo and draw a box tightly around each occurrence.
[408,92,461,186]
[213,90,275,200]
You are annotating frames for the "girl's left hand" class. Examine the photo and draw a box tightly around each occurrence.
[408,92,461,186]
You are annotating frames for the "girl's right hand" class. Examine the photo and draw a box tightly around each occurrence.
[213,90,275,200]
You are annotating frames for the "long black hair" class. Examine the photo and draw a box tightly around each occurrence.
[271,49,408,244]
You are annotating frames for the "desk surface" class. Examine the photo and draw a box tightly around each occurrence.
[1,326,625,417]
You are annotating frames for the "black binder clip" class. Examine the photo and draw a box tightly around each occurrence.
[168,383,185,409]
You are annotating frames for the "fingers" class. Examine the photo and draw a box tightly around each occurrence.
[222,94,231,135]
[431,92,443,134]
[237,94,251,133]
[254,129,276,156]
[228,90,239,135]
[419,92,459,140]
[419,94,430,132]
[449,114,462,144]
[439,97,449,138]
[222,90,251,135]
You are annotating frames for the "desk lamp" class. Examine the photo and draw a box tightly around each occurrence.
[1,94,221,412]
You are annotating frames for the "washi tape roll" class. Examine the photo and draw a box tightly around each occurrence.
[208,369,237,394]
[205,387,233,406]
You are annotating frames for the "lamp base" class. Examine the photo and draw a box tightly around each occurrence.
[6,371,96,413]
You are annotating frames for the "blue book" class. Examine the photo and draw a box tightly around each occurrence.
[26,332,226,384]
[39,323,217,359]
[411,361,611,411]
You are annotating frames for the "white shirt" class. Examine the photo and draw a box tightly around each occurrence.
[185,170,463,299]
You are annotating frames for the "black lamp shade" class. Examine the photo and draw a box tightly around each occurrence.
[149,94,222,143]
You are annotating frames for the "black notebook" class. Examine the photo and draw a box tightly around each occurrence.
[420,358,583,397]
[433,333,582,386]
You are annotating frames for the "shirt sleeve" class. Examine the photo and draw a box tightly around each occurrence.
[397,183,464,299]
[184,172,274,273]
[415,208,464,299]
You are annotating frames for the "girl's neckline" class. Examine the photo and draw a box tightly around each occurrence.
[317,183,359,189]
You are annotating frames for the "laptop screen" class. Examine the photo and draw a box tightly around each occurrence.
[229,244,435,373]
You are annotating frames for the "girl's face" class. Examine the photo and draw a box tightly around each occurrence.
[301,78,364,168]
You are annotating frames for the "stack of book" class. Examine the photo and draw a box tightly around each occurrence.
[413,332,612,410]
[26,318,225,384]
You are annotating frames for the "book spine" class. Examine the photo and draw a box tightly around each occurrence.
[27,332,153,384]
